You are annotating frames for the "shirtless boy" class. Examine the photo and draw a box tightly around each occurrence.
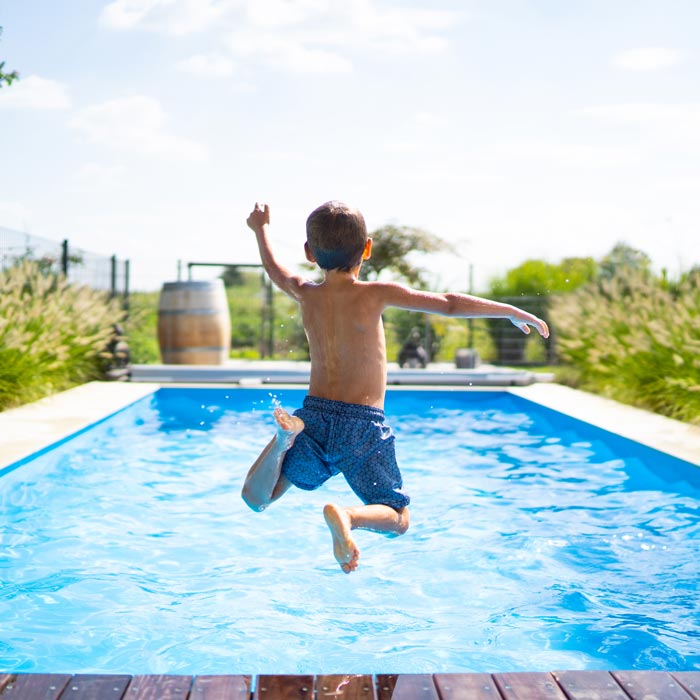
[242,201,549,573]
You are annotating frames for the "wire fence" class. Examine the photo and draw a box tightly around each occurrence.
[0,226,130,307]
[487,295,555,366]
[0,226,552,366]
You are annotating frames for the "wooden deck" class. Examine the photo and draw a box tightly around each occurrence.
[1,672,699,700]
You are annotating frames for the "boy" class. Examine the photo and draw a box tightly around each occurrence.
[242,201,549,573]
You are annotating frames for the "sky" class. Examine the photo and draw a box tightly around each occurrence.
[1,0,699,293]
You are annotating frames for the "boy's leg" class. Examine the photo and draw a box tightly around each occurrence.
[323,503,410,574]
[242,408,304,511]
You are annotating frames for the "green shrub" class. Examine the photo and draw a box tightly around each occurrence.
[123,291,160,364]
[0,260,124,410]
[550,269,700,424]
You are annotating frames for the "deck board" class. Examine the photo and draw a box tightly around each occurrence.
[612,670,695,700]
[124,676,192,700]
[433,673,502,700]
[56,675,132,700]
[0,674,72,700]
[1,672,699,700]
[254,675,314,700]
[316,675,375,700]
[492,672,567,700]
[553,670,631,700]
[674,673,700,700]
[190,676,251,700]
[376,675,438,700]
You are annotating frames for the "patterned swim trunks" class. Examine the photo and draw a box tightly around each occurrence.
[281,395,410,510]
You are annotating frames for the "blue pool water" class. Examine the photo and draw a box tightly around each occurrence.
[1,387,698,674]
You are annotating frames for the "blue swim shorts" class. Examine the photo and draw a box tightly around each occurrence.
[281,395,410,510]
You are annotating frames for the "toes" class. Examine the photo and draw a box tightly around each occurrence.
[341,549,359,573]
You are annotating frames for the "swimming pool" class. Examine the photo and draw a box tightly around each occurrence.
[1,387,698,674]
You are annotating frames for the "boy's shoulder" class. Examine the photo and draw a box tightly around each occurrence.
[297,275,411,304]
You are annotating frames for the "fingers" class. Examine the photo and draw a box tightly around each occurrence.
[511,318,530,335]
[512,315,549,338]
[252,202,270,222]
[248,202,270,229]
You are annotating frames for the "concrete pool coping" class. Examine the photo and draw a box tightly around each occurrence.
[129,360,554,387]
[1,372,698,471]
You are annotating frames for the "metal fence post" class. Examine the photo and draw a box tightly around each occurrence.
[110,255,117,298]
[259,270,268,357]
[123,259,130,313]
[267,277,274,357]
[61,239,69,276]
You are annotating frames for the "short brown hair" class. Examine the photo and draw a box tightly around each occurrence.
[306,201,368,271]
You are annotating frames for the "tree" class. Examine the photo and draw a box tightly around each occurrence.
[598,242,651,280]
[489,257,598,297]
[0,27,19,88]
[360,224,454,287]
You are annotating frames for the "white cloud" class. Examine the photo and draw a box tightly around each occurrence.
[0,75,71,110]
[70,95,207,161]
[99,0,227,35]
[243,0,329,29]
[177,53,236,77]
[100,0,458,74]
[229,30,353,75]
[347,2,454,55]
[611,47,683,71]
[241,0,455,54]
[226,0,456,75]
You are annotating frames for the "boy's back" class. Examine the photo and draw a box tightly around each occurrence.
[298,272,389,409]
[247,199,549,412]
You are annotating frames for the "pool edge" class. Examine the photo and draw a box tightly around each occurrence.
[0,381,160,471]
[510,383,700,466]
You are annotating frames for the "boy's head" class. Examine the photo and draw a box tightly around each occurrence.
[305,201,369,271]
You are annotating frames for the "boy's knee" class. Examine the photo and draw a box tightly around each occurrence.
[395,506,410,535]
[241,485,267,512]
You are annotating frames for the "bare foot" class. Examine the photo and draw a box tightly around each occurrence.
[323,503,360,573]
[273,407,304,449]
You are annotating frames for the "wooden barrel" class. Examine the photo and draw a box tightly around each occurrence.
[157,280,231,365]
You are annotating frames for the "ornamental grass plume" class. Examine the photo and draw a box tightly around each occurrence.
[0,260,125,410]
[550,268,700,425]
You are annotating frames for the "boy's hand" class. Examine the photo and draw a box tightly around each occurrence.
[510,314,549,338]
[247,202,270,234]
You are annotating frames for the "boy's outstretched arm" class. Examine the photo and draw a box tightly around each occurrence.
[378,284,550,338]
[246,202,307,300]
